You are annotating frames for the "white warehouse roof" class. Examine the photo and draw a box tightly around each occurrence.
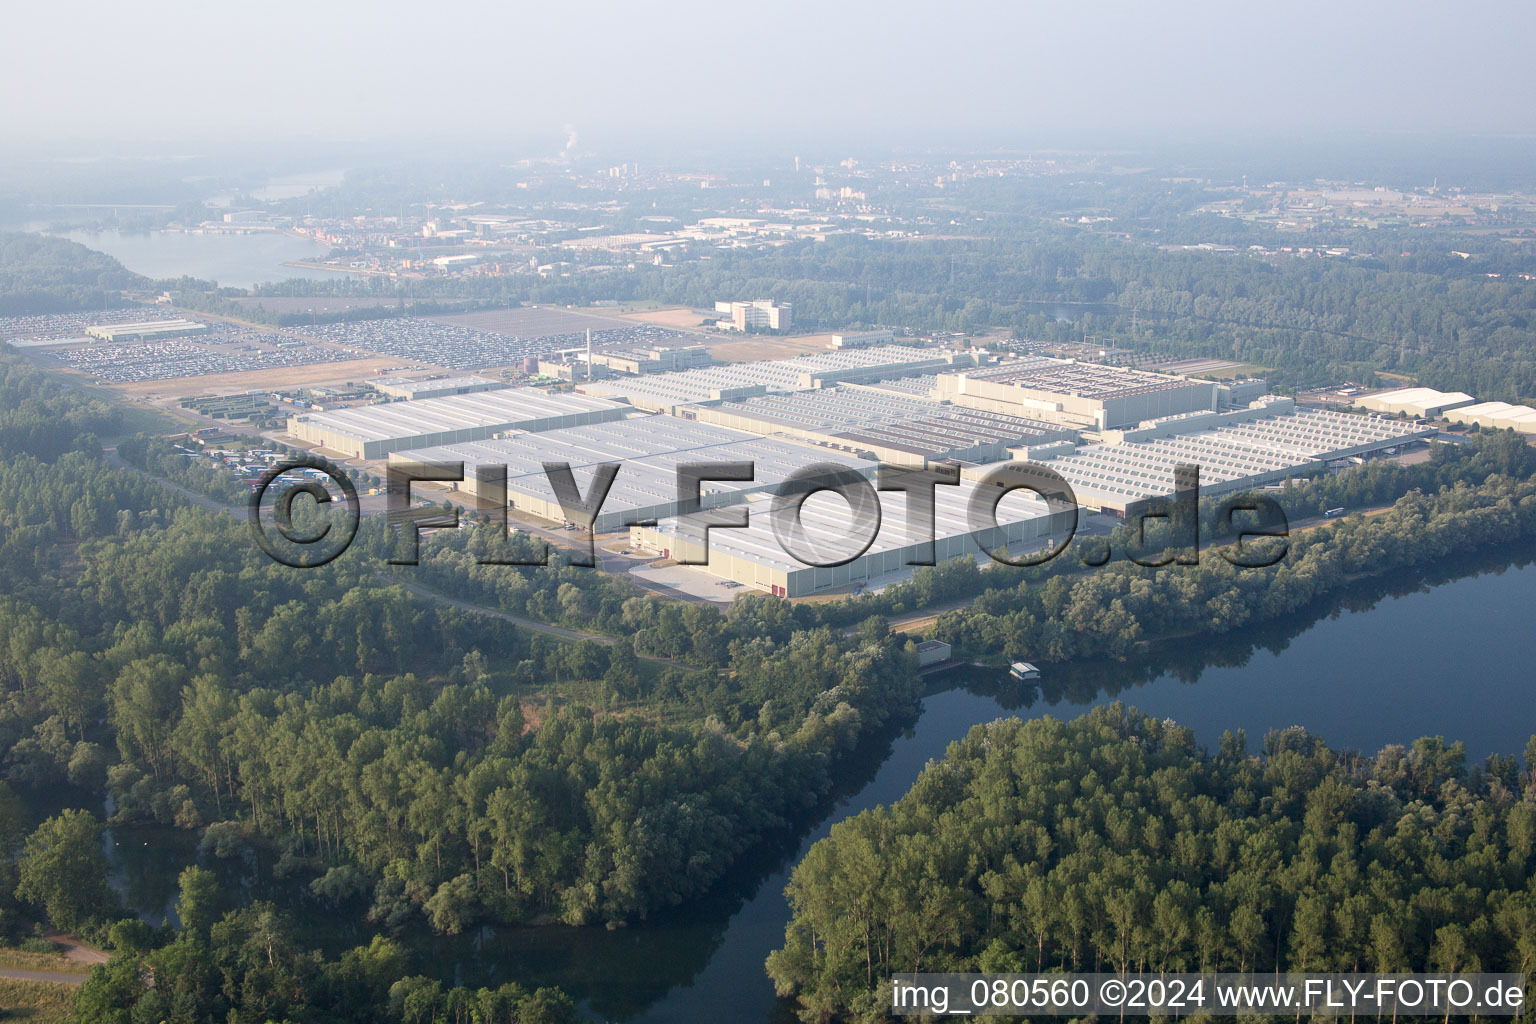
[1035,408,1435,507]
[578,345,948,410]
[293,387,627,444]
[642,479,1058,575]
[1448,401,1536,432]
[393,416,875,529]
[1357,387,1475,415]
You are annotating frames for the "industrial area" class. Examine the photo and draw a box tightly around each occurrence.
[4,302,1493,599]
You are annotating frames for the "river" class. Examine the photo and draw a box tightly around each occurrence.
[105,544,1536,1021]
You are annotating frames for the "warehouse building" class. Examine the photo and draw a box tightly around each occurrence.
[687,386,1077,465]
[843,375,942,400]
[1216,378,1270,409]
[1446,401,1536,434]
[629,477,1074,597]
[85,318,207,341]
[373,375,509,400]
[287,387,630,459]
[590,346,713,374]
[1356,387,1476,418]
[391,416,875,532]
[832,330,895,348]
[936,357,1218,429]
[966,401,1436,515]
[579,346,960,413]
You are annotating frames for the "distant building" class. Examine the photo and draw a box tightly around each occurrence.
[288,388,629,459]
[591,346,713,375]
[1215,378,1269,409]
[1445,401,1536,434]
[86,319,207,342]
[915,640,952,667]
[936,357,1218,430]
[831,330,894,348]
[1356,387,1475,418]
[715,299,792,332]
[373,375,508,400]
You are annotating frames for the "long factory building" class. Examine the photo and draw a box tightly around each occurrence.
[629,401,1435,595]
[391,416,874,533]
[686,385,1078,465]
[1445,401,1536,434]
[577,345,966,413]
[1356,387,1476,418]
[936,357,1219,429]
[372,375,509,400]
[288,387,630,459]
[963,400,1436,515]
[279,341,1447,597]
[86,318,208,341]
[630,480,1074,598]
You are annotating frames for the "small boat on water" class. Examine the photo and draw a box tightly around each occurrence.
[1009,661,1040,681]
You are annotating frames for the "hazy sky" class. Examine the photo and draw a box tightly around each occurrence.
[8,0,1536,149]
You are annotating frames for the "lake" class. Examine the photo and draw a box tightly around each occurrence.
[57,228,342,289]
[106,545,1536,1021]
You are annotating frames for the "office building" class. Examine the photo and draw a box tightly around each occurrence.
[715,299,793,332]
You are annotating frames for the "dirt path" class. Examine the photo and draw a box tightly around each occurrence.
[0,935,107,986]
[389,577,680,667]
[46,934,108,966]
[104,446,238,514]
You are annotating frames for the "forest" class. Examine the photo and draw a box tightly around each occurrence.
[767,705,1536,1022]
[0,354,924,939]
[0,232,145,315]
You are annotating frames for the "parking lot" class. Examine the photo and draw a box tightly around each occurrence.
[41,328,357,383]
[306,315,694,370]
[627,562,758,604]
[0,307,158,346]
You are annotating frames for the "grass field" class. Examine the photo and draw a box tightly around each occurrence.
[0,978,74,1022]
[616,307,714,331]
[0,948,81,976]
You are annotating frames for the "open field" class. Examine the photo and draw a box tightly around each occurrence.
[0,947,90,976]
[0,978,75,1022]
[426,306,627,338]
[616,306,714,332]
[95,356,406,398]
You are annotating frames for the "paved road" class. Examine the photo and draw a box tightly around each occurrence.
[0,966,90,985]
